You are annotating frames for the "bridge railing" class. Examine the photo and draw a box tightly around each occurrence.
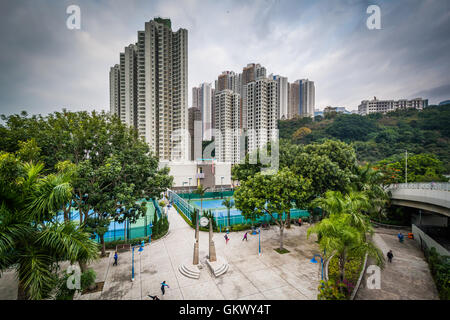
[388,182,450,192]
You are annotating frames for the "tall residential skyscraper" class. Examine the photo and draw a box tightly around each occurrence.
[288,81,300,119]
[214,90,241,164]
[109,18,188,161]
[299,79,315,118]
[192,87,201,109]
[287,79,315,118]
[192,83,213,141]
[270,74,288,120]
[109,64,120,116]
[188,107,202,161]
[241,63,266,129]
[246,78,278,154]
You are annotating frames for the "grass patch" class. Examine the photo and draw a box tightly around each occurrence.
[274,248,290,254]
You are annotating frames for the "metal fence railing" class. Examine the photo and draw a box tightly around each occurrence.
[214,209,310,228]
[388,182,450,191]
[168,189,196,222]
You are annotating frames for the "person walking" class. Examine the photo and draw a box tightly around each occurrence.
[113,251,118,266]
[298,218,302,226]
[398,232,404,243]
[160,281,169,295]
[242,232,248,241]
[224,234,229,244]
[387,250,394,263]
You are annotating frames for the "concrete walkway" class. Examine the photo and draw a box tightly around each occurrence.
[355,228,439,300]
[0,205,322,300]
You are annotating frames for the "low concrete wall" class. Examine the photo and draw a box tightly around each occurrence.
[412,224,449,257]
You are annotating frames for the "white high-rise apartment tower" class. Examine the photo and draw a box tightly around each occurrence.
[246,78,278,153]
[192,83,213,141]
[109,64,120,115]
[269,74,288,119]
[109,18,188,161]
[214,90,241,164]
[299,79,315,118]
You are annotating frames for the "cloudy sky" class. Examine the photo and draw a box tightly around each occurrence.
[0,0,449,116]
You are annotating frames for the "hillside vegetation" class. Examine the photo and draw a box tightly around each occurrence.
[279,105,450,172]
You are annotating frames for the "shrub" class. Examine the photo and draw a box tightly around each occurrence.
[317,280,347,300]
[327,253,363,298]
[425,247,450,300]
[55,268,97,300]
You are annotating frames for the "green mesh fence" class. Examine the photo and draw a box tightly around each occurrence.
[95,199,157,243]
[214,210,310,228]
[178,190,234,200]
[168,189,311,228]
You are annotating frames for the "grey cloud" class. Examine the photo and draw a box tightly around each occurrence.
[0,0,449,117]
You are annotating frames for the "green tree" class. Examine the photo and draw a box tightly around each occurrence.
[0,153,99,300]
[84,216,110,257]
[352,164,390,219]
[15,138,41,163]
[222,198,234,227]
[234,168,312,250]
[377,153,448,182]
[311,190,373,235]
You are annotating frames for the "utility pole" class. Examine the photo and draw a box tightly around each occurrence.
[405,150,408,184]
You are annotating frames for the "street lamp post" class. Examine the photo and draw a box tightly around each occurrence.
[310,254,324,280]
[405,150,408,184]
[131,241,144,282]
[258,228,261,255]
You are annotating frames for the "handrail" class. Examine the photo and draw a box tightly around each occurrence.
[350,253,369,300]
[388,182,450,192]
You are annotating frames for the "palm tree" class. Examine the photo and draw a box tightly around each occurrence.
[222,198,234,227]
[0,155,99,300]
[307,213,383,291]
[312,190,373,236]
[352,164,390,220]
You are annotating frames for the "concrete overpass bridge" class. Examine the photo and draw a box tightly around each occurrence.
[388,182,450,217]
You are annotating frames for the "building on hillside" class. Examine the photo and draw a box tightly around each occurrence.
[358,97,428,115]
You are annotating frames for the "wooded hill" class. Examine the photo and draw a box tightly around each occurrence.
[278,104,450,172]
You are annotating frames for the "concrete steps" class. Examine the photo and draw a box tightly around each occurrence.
[205,255,229,278]
[214,263,229,277]
[178,263,200,279]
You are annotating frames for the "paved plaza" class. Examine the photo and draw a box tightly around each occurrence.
[0,205,322,300]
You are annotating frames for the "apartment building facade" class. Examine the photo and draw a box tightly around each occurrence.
[214,89,242,164]
[109,18,188,161]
